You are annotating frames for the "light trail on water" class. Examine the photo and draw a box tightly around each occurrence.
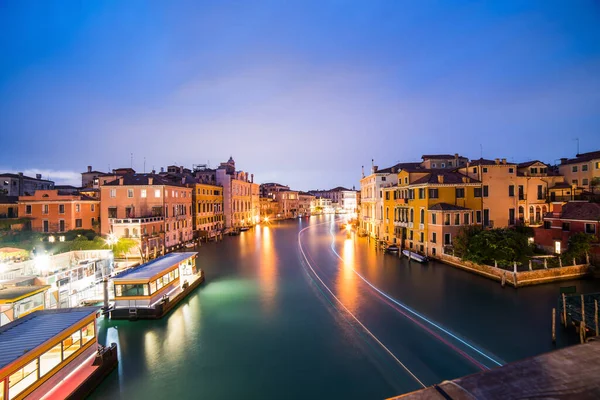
[297,224,427,388]
[325,219,504,369]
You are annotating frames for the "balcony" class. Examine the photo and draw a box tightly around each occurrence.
[419,223,424,230]
[394,221,408,227]
[110,216,164,224]
[408,222,414,228]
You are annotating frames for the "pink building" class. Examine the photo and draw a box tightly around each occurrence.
[100,174,193,259]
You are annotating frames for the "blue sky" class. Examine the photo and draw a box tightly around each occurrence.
[1,1,599,190]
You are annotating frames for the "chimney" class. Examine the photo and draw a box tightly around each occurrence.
[152,169,156,174]
[391,167,396,173]
[119,177,124,185]
[160,167,164,173]
[251,174,254,183]
[437,174,444,183]
[18,172,23,176]
[148,177,153,185]
[36,174,42,179]
[495,158,500,165]
[87,166,92,173]
[560,158,567,165]
[373,166,378,173]
[502,158,507,164]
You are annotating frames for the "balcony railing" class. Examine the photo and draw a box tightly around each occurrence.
[394,221,408,227]
[408,222,414,228]
[419,223,424,230]
[110,216,164,224]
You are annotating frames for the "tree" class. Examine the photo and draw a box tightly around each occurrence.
[453,225,481,258]
[112,238,138,258]
[591,177,600,196]
[563,232,594,263]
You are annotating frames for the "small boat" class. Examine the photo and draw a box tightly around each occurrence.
[185,242,195,249]
[239,226,250,232]
[385,245,399,254]
[228,229,240,236]
[402,250,428,263]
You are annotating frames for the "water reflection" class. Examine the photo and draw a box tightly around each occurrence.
[258,225,277,314]
[336,236,359,314]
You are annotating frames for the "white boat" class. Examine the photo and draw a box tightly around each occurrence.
[385,245,399,254]
[402,250,428,263]
[185,242,195,249]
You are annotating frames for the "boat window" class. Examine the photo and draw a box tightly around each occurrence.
[40,343,62,377]
[9,360,38,399]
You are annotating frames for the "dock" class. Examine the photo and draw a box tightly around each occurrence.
[558,291,600,343]
[387,339,600,400]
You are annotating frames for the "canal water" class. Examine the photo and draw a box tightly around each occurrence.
[92,215,600,399]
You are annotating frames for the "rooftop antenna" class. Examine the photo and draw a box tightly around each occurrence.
[574,138,580,155]
[361,165,364,178]
[130,153,133,169]
[143,157,146,173]
[480,144,483,159]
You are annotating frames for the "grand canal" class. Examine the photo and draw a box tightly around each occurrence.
[92,215,600,399]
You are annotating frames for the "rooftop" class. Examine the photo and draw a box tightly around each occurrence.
[113,252,197,282]
[421,154,465,160]
[561,150,600,165]
[0,285,50,302]
[517,160,546,168]
[0,307,99,370]
[411,170,480,185]
[0,173,53,183]
[377,162,422,174]
[102,173,184,187]
[555,202,600,221]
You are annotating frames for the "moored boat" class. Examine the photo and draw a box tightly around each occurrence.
[385,245,400,254]
[402,250,428,263]
[239,226,250,232]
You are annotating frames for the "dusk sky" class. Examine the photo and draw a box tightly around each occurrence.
[1,1,599,190]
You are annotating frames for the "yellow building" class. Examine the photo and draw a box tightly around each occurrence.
[558,150,600,190]
[384,169,481,256]
[191,183,224,238]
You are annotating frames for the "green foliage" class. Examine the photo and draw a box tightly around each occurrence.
[64,229,97,241]
[453,225,482,258]
[561,232,594,264]
[112,238,138,258]
[458,227,532,267]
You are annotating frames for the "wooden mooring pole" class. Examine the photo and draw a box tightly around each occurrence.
[552,308,556,343]
[562,293,567,328]
[594,300,600,336]
[581,295,586,344]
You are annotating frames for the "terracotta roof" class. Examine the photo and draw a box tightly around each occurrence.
[560,150,600,165]
[517,160,545,168]
[377,162,422,174]
[468,158,498,166]
[429,203,472,211]
[411,170,480,185]
[559,202,600,221]
[102,173,183,187]
[550,182,572,189]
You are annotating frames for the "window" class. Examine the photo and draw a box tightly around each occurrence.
[476,210,482,224]
[472,167,477,173]
[25,205,32,214]
[59,220,65,232]
[381,177,386,181]
[75,204,80,213]
[81,322,95,346]
[518,185,524,200]
[431,213,437,224]
[508,185,515,197]
[454,213,460,225]
[420,209,425,223]
[76,219,82,228]
[441,163,446,168]
[474,187,482,198]
[509,208,515,225]
[385,191,389,200]
[537,185,544,200]
[544,221,551,229]
[428,188,438,199]
[91,204,95,212]
[141,189,147,198]
[483,185,489,197]
[418,188,425,199]
[444,233,451,245]
[508,168,514,174]
[42,204,49,214]
[464,213,470,225]
[63,330,81,359]
[404,177,408,184]
[420,232,424,243]
[585,223,596,234]
[127,189,134,198]
[572,166,578,172]
[409,230,413,240]
[531,168,538,174]
[582,164,588,172]
[108,207,117,218]
[562,222,570,231]
[583,178,589,186]
[448,161,453,167]
[596,162,600,169]
[455,188,465,198]
[40,343,62,377]
[59,204,65,214]
[482,167,488,173]
[43,220,49,233]
[110,189,116,198]
[116,283,149,297]
[155,189,161,198]
[444,214,450,225]
[432,232,437,243]
[432,163,437,168]
[9,359,38,399]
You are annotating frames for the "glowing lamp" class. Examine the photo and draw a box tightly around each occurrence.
[48,236,56,243]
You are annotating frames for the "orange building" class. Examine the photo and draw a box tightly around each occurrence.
[100,174,193,258]
[18,190,100,233]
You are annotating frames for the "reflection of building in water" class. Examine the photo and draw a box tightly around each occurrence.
[258,226,277,313]
[337,237,359,314]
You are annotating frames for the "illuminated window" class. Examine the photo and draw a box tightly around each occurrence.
[81,322,95,346]
[63,330,81,359]
[141,189,147,198]
[155,189,161,197]
[40,343,62,377]
[9,360,38,399]
[75,204,80,213]
[110,189,116,198]
[150,280,157,294]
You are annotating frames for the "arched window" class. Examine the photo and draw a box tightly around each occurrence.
[410,208,414,222]
[420,209,425,223]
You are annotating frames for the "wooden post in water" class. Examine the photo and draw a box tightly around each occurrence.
[513,261,517,274]
[581,295,586,343]
[559,257,562,268]
[552,308,556,343]
[501,272,506,287]
[581,321,585,344]
[544,258,548,269]
[562,293,567,328]
[594,300,600,336]
[529,260,532,271]
[573,258,577,267]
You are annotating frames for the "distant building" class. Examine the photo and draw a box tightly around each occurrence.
[191,183,224,238]
[307,187,358,214]
[420,154,468,169]
[273,190,299,219]
[298,192,315,217]
[18,190,100,233]
[215,157,260,228]
[0,195,18,219]
[260,183,290,199]
[558,150,600,190]
[0,172,54,196]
